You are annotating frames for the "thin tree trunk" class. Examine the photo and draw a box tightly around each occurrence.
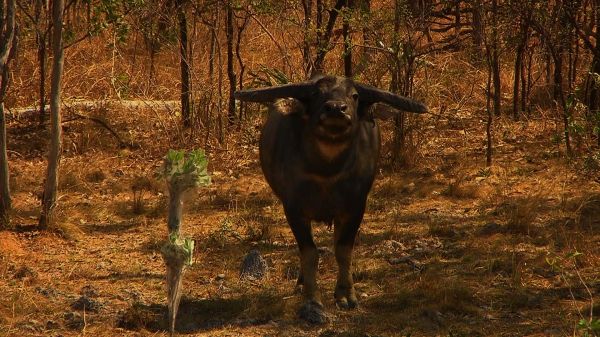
[35,0,47,127]
[342,1,352,77]
[314,0,346,73]
[491,0,501,116]
[301,0,313,76]
[235,14,249,121]
[0,0,16,226]
[225,2,236,125]
[391,0,405,166]
[0,102,9,225]
[39,0,65,228]
[486,45,493,166]
[513,23,526,120]
[590,0,600,145]
[178,2,191,128]
[37,35,47,126]
[471,0,483,48]
[216,5,224,143]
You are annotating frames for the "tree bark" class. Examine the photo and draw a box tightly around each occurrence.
[301,0,313,76]
[492,0,502,116]
[235,13,249,121]
[491,0,501,116]
[0,0,16,226]
[391,0,406,166]
[513,17,528,120]
[39,0,65,228]
[313,0,346,74]
[35,0,47,127]
[486,45,493,167]
[342,1,352,77]
[178,1,192,128]
[225,2,236,125]
[471,0,483,48]
[590,0,600,145]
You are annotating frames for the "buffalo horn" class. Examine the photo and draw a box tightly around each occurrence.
[234,82,314,103]
[355,83,428,113]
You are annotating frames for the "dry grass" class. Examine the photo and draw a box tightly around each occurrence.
[2,33,599,337]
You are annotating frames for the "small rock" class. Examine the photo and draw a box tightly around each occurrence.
[71,295,103,312]
[216,273,226,280]
[36,286,59,298]
[360,292,369,299]
[240,249,268,281]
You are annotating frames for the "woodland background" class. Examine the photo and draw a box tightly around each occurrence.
[0,0,599,336]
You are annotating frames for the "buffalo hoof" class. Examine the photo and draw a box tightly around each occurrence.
[334,286,358,310]
[335,296,358,310]
[298,301,329,324]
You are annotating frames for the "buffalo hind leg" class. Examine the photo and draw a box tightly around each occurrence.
[334,212,362,309]
[285,210,327,324]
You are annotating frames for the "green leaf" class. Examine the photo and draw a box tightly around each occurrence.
[166,232,195,266]
[565,251,582,259]
[161,149,211,190]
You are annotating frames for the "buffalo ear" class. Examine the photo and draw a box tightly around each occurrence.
[355,83,428,114]
[234,82,315,103]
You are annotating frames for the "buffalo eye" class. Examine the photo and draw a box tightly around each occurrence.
[351,93,359,101]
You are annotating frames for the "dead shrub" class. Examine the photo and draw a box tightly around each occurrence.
[58,172,82,191]
[86,169,106,183]
[501,196,542,235]
[131,175,154,214]
[442,178,479,199]
[575,194,600,231]
[245,221,273,243]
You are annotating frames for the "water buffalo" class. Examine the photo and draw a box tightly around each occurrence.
[234,74,427,323]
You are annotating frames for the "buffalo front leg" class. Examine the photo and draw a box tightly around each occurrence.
[284,209,327,323]
[333,211,363,309]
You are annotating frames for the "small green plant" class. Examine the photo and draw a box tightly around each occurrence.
[577,318,600,337]
[159,149,211,336]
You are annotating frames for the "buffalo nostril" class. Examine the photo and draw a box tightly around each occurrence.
[324,102,347,113]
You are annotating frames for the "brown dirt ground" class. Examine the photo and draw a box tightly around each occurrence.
[0,102,599,337]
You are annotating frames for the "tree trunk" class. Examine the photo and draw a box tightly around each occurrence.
[343,2,352,77]
[39,0,65,229]
[590,0,600,145]
[35,0,47,127]
[0,0,16,226]
[0,103,9,226]
[486,46,493,167]
[301,0,313,76]
[491,0,501,116]
[235,14,249,121]
[225,2,236,125]
[37,35,47,126]
[391,0,406,166]
[513,19,527,120]
[313,0,346,74]
[471,0,483,48]
[178,2,192,128]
